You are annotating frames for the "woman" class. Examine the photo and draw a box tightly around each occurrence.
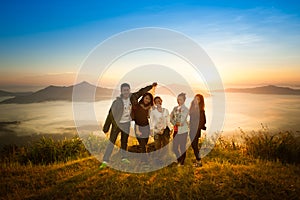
[170,93,189,166]
[189,94,206,167]
[132,92,154,161]
[150,96,172,151]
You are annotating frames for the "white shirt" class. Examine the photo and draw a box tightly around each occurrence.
[150,107,172,134]
[170,104,189,134]
[119,98,131,123]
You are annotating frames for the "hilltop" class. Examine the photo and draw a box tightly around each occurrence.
[1,129,300,199]
[1,147,299,199]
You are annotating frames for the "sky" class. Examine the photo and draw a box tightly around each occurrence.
[0,0,300,91]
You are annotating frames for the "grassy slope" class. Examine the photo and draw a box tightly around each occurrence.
[1,147,299,200]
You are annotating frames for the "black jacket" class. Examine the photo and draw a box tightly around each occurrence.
[189,108,206,132]
[102,85,153,133]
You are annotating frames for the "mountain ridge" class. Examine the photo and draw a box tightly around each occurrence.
[0,82,113,104]
[226,85,300,95]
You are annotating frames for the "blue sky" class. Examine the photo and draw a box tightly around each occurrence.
[0,0,300,91]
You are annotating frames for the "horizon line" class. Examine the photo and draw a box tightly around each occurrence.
[1,81,300,93]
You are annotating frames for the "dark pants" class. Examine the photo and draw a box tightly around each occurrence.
[190,128,202,161]
[154,127,170,150]
[135,125,150,154]
[103,122,130,162]
[154,133,169,150]
[173,132,188,165]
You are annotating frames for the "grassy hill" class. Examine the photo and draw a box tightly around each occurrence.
[1,131,300,200]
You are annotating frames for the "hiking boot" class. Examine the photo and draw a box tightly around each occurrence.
[193,160,202,167]
[99,161,108,169]
[177,163,184,167]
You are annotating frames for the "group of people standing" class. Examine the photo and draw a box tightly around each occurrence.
[100,82,206,169]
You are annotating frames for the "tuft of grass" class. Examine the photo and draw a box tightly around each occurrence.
[0,136,90,165]
[240,126,300,164]
[22,136,90,165]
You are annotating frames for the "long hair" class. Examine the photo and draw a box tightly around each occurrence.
[190,94,205,111]
[139,92,154,106]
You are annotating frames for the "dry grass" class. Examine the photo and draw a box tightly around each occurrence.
[1,143,300,200]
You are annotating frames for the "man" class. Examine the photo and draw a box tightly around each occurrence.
[99,82,157,169]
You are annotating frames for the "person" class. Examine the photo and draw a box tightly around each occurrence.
[150,96,172,151]
[99,82,157,169]
[132,92,154,162]
[150,96,172,165]
[189,94,206,167]
[170,93,189,166]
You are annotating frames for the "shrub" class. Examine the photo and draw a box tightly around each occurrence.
[16,136,90,165]
[241,126,300,164]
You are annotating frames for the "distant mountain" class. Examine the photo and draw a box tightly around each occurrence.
[0,90,12,97]
[0,81,113,104]
[0,90,33,97]
[226,85,300,95]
